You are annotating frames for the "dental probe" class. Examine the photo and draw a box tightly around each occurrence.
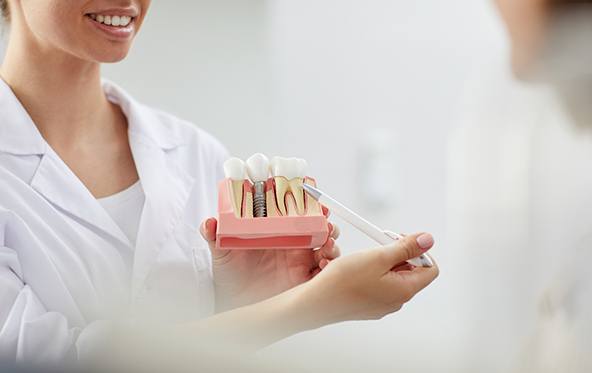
[302,184,433,268]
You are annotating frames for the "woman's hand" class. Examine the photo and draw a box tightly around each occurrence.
[200,214,341,312]
[294,232,439,326]
[191,233,439,352]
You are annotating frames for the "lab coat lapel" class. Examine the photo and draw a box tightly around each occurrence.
[0,78,132,247]
[128,135,195,300]
[29,149,132,248]
[101,80,197,300]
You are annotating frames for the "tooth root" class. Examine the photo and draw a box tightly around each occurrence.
[273,177,289,216]
[285,193,298,216]
[288,178,306,216]
[243,190,254,218]
[304,178,322,216]
[266,189,280,217]
[229,181,244,218]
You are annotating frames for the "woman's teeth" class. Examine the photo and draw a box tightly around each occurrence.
[89,14,132,27]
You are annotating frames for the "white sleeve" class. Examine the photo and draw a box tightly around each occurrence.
[0,231,113,364]
[0,244,77,363]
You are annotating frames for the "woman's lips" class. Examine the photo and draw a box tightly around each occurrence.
[85,14,136,40]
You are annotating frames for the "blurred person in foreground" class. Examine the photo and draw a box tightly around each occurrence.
[448,0,592,372]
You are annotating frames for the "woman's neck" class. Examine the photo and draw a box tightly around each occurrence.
[0,23,119,149]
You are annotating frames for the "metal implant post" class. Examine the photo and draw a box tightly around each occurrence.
[253,182,267,217]
[246,153,270,219]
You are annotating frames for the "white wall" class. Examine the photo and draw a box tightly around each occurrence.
[263,1,505,372]
[1,1,507,371]
[102,0,272,157]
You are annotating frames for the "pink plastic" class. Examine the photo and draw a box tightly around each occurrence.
[216,178,329,250]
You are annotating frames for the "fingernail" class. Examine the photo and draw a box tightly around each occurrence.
[416,233,434,251]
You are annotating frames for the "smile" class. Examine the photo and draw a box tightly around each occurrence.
[87,13,134,27]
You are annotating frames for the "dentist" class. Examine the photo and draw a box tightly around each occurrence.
[0,0,438,366]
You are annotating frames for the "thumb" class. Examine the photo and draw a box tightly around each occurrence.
[199,217,217,247]
[380,233,434,270]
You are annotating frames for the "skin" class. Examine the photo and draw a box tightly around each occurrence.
[494,0,552,78]
[495,0,592,129]
[0,0,439,355]
[194,233,439,352]
[0,0,150,198]
[201,209,343,312]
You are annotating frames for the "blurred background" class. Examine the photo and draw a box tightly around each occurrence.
[2,0,590,372]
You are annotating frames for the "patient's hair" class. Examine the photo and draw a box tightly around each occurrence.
[0,0,8,22]
[551,0,592,6]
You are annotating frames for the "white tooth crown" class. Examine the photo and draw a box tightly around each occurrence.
[271,157,306,180]
[246,153,270,183]
[90,14,132,27]
[224,158,248,218]
[223,158,247,181]
[296,158,308,178]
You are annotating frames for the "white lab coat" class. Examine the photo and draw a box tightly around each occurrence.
[0,79,228,363]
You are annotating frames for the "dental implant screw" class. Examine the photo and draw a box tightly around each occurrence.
[253,181,267,218]
[246,153,270,219]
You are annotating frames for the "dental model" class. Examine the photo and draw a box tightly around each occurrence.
[246,153,270,218]
[216,154,329,250]
[223,157,248,218]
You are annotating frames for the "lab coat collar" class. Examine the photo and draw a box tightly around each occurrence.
[0,78,47,155]
[102,80,189,151]
[1,78,196,296]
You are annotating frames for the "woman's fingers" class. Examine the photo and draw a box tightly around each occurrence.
[377,233,434,272]
[314,238,340,265]
[392,263,415,272]
[329,223,340,240]
[199,217,217,243]
[326,243,341,260]
[390,264,439,299]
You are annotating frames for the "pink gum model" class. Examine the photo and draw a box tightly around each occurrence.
[216,177,329,250]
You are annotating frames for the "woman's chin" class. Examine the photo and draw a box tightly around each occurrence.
[91,49,132,64]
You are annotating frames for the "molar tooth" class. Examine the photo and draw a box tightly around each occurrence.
[266,185,281,217]
[271,157,301,180]
[104,15,112,25]
[97,14,104,23]
[285,193,299,216]
[304,178,323,215]
[271,157,308,216]
[272,178,289,216]
[271,157,289,216]
[224,158,248,218]
[290,158,308,215]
